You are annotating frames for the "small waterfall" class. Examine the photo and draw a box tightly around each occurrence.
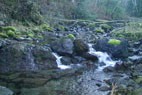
[52,53,71,70]
[88,44,119,71]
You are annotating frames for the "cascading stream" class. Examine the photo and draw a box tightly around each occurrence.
[52,44,120,71]
[88,44,119,71]
[52,52,71,70]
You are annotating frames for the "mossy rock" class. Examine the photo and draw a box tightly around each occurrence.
[58,25,65,30]
[136,76,142,83]
[108,39,121,45]
[68,34,75,39]
[7,30,16,37]
[94,28,104,33]
[37,34,43,38]
[88,22,96,27]
[0,33,8,38]
[101,24,111,29]
[41,24,52,31]
[28,33,34,38]
[2,26,16,32]
[33,27,41,33]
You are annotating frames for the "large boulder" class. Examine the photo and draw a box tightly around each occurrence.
[74,39,89,55]
[51,38,74,56]
[33,46,57,69]
[0,43,37,72]
[0,41,57,72]
[94,37,128,58]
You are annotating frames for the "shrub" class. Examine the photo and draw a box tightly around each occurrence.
[108,39,121,45]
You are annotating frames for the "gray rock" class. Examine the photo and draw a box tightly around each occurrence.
[0,86,13,95]
[103,66,115,72]
[74,39,89,55]
[0,43,37,72]
[33,46,57,69]
[94,37,128,58]
[61,56,72,65]
[0,42,57,72]
[15,37,33,41]
[98,86,110,91]
[51,38,74,56]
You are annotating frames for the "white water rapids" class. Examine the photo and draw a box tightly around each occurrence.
[52,52,71,70]
[52,44,120,71]
[88,44,120,71]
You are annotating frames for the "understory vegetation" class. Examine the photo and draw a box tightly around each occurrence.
[111,21,142,40]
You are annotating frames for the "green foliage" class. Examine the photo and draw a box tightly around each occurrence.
[127,0,142,17]
[111,22,142,40]
[7,30,16,37]
[2,26,16,32]
[108,39,121,45]
[68,34,75,38]
[0,33,8,38]
[41,24,52,31]
[94,28,104,33]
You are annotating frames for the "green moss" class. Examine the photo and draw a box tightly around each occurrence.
[7,30,16,37]
[37,34,43,38]
[58,25,65,30]
[27,30,33,34]
[28,33,34,38]
[88,22,96,27]
[0,33,8,38]
[2,26,16,32]
[108,39,121,45]
[101,24,111,29]
[41,24,52,31]
[4,0,14,6]
[68,34,75,38]
[15,35,22,38]
[94,28,104,33]
[33,27,41,33]
[136,76,142,83]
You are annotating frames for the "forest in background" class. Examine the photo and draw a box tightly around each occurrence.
[0,0,142,25]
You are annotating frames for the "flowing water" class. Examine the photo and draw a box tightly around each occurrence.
[53,44,119,71]
[50,44,120,95]
[20,44,122,95]
[88,44,120,71]
[52,52,71,70]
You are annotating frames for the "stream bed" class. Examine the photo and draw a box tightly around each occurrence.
[19,43,121,95]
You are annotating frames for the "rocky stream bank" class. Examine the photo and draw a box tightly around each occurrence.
[0,20,142,95]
